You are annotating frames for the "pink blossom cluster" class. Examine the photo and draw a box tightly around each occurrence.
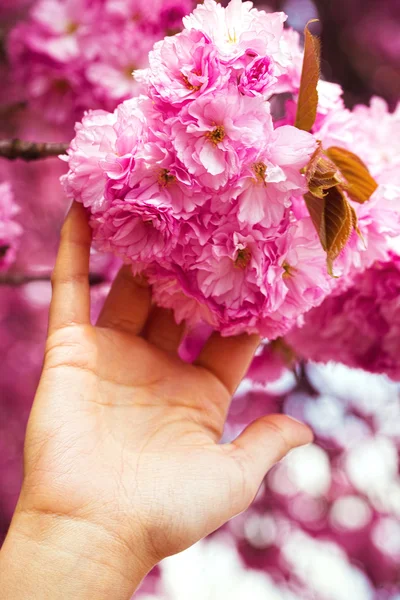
[0,182,22,272]
[287,254,400,379]
[63,0,346,339]
[62,1,400,338]
[7,0,195,124]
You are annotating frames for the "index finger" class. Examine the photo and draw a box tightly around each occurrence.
[195,332,260,396]
[48,202,92,336]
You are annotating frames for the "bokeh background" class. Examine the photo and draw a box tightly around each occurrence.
[0,1,399,598]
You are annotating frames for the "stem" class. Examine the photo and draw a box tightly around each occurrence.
[0,139,69,161]
[0,273,106,286]
[294,361,319,396]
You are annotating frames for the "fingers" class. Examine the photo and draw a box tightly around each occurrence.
[227,415,314,515]
[143,307,184,353]
[97,265,151,336]
[48,202,92,336]
[195,332,260,395]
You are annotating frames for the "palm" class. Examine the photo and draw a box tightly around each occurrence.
[20,204,312,564]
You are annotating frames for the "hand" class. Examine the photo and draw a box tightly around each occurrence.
[1,203,312,599]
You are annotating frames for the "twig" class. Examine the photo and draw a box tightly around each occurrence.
[0,102,27,118]
[0,273,106,286]
[294,361,319,396]
[0,139,69,161]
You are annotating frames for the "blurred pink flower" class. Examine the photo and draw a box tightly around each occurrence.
[0,182,22,272]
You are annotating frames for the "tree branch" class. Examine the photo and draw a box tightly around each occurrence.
[0,139,69,161]
[0,273,106,286]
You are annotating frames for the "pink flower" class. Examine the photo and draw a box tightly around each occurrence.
[61,109,119,213]
[171,88,269,189]
[92,196,180,265]
[183,0,289,70]
[269,125,318,168]
[275,218,334,321]
[274,28,303,94]
[149,272,220,329]
[140,29,229,106]
[194,224,269,310]
[127,149,209,217]
[20,0,87,62]
[238,55,277,97]
[236,125,316,227]
[61,99,145,213]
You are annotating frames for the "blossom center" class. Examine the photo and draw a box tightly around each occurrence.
[253,162,267,183]
[235,247,252,269]
[283,262,296,278]
[124,65,136,79]
[181,73,201,92]
[207,126,225,146]
[65,22,78,35]
[227,28,238,44]
[158,169,176,187]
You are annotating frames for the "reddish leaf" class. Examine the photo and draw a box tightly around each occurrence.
[305,144,343,199]
[349,204,364,242]
[326,146,378,203]
[304,187,354,275]
[295,20,321,132]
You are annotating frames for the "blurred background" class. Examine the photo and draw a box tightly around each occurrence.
[0,1,399,598]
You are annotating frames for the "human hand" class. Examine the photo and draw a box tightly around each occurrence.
[1,203,312,599]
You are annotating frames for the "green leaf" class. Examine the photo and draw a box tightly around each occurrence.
[295,20,321,132]
[304,187,354,275]
[326,146,378,203]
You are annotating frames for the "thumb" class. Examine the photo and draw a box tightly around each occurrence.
[226,414,313,516]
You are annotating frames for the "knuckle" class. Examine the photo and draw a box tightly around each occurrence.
[98,315,141,335]
[262,419,291,454]
[52,271,88,286]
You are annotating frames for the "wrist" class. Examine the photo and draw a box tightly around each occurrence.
[0,508,154,600]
